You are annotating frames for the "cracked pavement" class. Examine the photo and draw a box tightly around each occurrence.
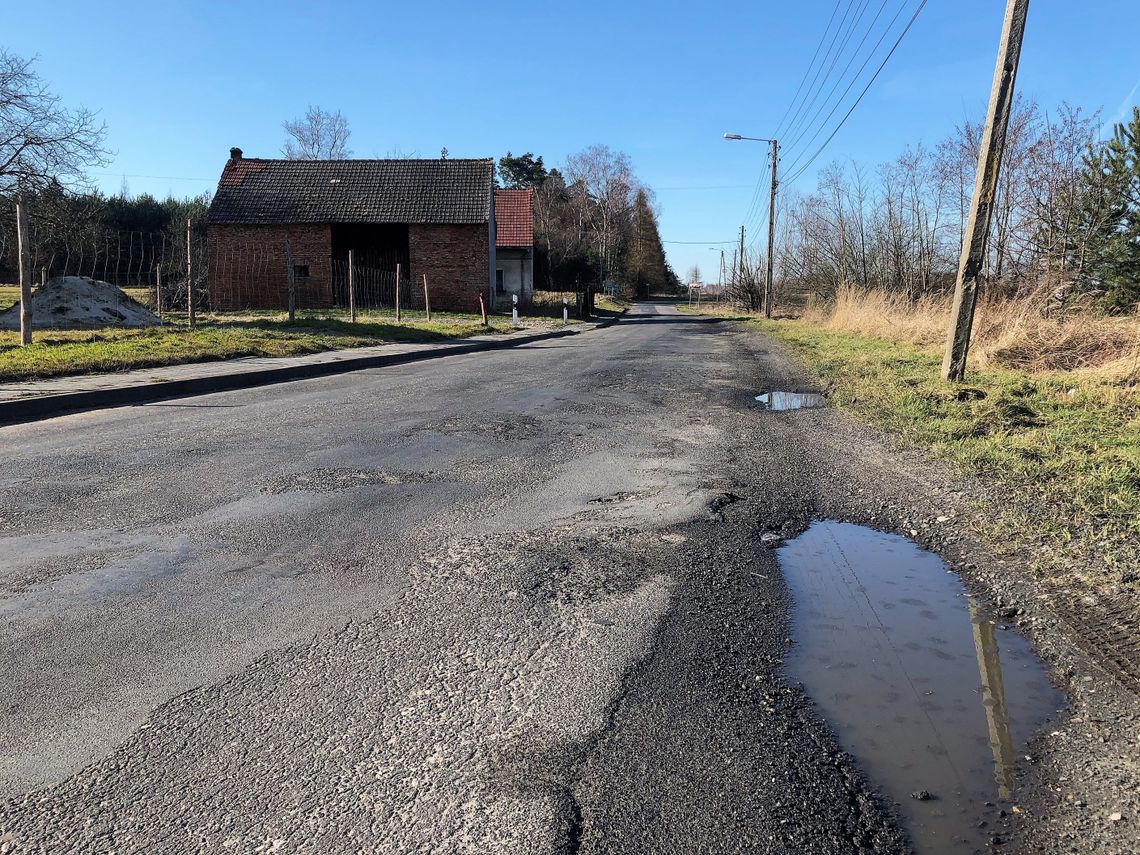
[0,302,929,853]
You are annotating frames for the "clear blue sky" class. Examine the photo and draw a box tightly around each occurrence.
[8,0,1140,280]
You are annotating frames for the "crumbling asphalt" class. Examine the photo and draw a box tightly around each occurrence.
[0,301,1133,853]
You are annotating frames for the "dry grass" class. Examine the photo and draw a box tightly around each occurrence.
[801,285,1140,385]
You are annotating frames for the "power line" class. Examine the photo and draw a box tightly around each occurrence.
[662,239,739,245]
[780,0,895,158]
[781,0,878,150]
[772,0,846,139]
[783,0,929,185]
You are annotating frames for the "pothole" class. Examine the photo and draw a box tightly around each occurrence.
[754,391,825,410]
[778,521,1063,855]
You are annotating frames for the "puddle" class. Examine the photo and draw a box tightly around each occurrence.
[778,521,1063,854]
[754,391,825,410]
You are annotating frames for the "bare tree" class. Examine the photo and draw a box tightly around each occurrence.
[687,264,702,284]
[282,106,352,160]
[563,145,635,283]
[0,50,109,191]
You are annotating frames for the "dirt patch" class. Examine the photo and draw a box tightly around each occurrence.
[0,277,160,329]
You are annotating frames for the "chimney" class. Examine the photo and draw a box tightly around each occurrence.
[229,146,243,161]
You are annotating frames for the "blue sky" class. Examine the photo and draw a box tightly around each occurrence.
[7,1,1140,280]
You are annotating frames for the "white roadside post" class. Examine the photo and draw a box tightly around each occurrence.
[562,296,568,326]
[512,293,518,327]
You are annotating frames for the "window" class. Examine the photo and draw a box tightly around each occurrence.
[495,269,505,294]
[293,264,310,279]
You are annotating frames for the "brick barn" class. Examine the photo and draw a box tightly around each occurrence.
[206,148,496,312]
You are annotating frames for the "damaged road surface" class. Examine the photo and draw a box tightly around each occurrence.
[0,302,1070,853]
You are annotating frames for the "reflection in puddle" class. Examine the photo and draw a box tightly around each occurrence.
[779,522,1063,854]
[754,391,825,410]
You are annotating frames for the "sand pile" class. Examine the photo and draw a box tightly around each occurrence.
[0,276,161,329]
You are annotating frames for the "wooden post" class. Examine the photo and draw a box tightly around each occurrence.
[478,292,488,325]
[422,274,431,322]
[347,249,357,323]
[186,218,196,328]
[155,266,163,319]
[16,199,32,345]
[942,0,1030,381]
[395,262,401,322]
[285,241,296,322]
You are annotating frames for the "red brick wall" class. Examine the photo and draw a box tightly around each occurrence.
[408,223,489,313]
[207,224,333,310]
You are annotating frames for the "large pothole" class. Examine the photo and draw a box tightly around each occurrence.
[778,521,1064,854]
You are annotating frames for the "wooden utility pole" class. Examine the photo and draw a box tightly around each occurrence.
[395,263,402,321]
[764,139,779,319]
[347,249,357,323]
[942,0,1030,381]
[186,218,196,328]
[16,199,32,345]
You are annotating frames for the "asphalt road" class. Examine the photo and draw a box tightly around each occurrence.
[0,302,926,853]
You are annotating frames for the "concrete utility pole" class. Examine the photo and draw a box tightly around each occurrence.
[942,0,1030,381]
[724,133,779,316]
[764,139,778,320]
[738,225,746,307]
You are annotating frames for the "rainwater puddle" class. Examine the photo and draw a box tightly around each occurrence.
[778,521,1063,854]
[754,391,825,410]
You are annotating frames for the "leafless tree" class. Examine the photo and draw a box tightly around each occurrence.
[563,145,635,282]
[282,106,352,160]
[686,264,702,284]
[0,50,109,192]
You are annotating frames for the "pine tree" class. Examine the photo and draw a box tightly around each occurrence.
[1078,106,1140,309]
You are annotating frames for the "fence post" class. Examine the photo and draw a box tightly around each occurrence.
[155,266,163,319]
[16,199,32,345]
[395,262,402,322]
[285,241,296,322]
[422,274,431,322]
[347,249,356,323]
[39,266,47,289]
[186,218,196,329]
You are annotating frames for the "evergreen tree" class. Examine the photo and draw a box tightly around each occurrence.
[1077,106,1140,309]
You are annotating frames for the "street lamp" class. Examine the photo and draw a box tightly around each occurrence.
[724,131,779,319]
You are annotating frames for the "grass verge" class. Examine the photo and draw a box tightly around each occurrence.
[0,313,516,383]
[690,304,1139,591]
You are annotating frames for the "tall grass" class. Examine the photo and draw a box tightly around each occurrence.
[801,286,1140,385]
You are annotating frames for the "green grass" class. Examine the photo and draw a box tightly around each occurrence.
[0,313,516,382]
[733,313,1140,588]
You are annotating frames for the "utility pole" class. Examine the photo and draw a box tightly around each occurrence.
[738,224,748,311]
[764,139,778,320]
[942,0,1030,381]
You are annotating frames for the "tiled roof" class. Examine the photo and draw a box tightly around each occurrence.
[494,188,533,248]
[207,157,494,225]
